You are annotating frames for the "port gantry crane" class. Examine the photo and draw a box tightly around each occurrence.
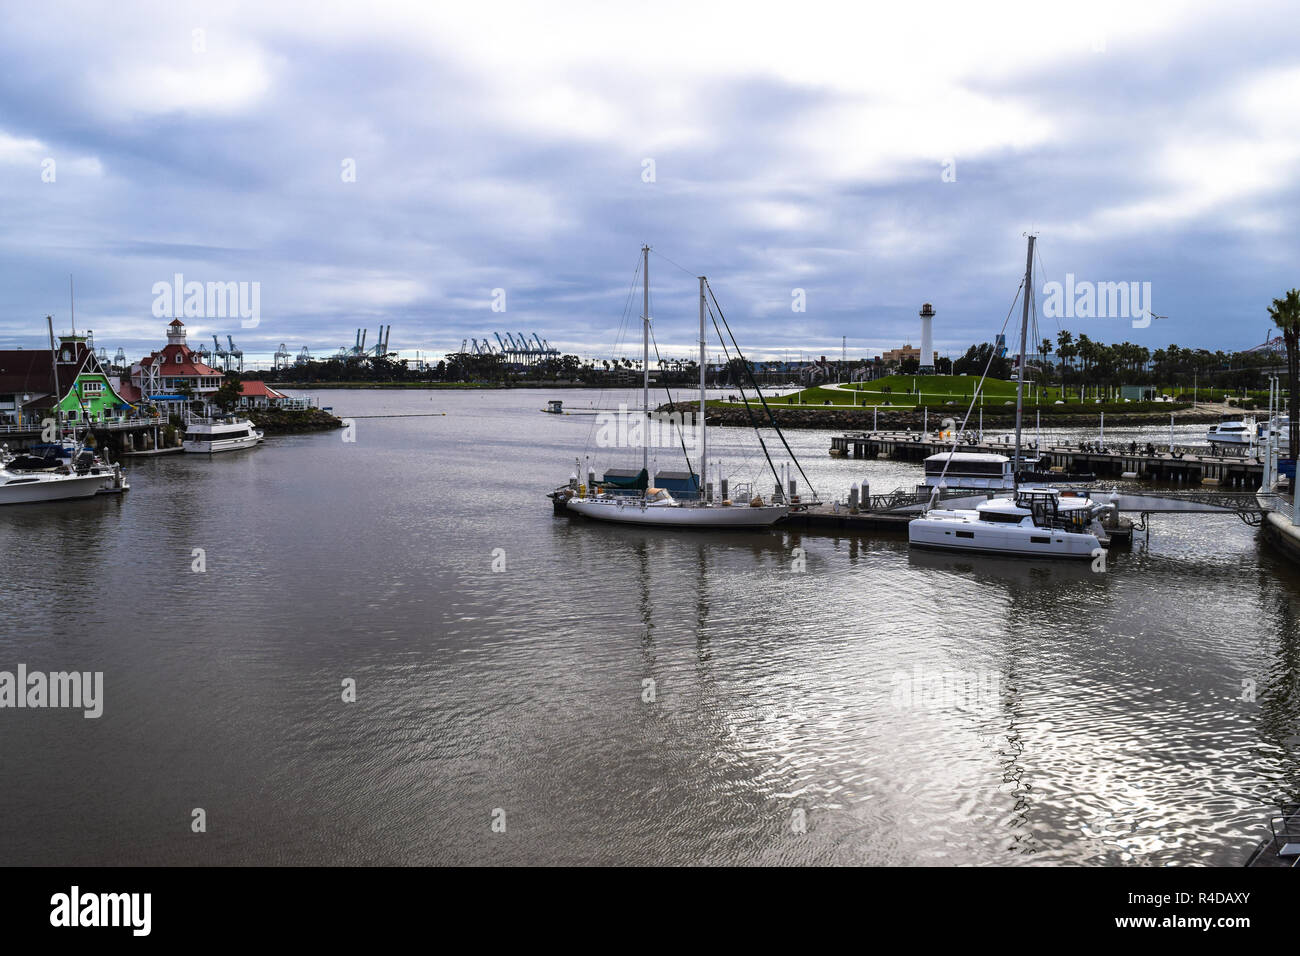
[226,335,244,372]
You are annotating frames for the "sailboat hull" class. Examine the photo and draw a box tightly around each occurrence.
[565,497,788,528]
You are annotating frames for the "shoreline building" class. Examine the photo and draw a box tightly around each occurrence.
[125,319,225,414]
[0,331,133,427]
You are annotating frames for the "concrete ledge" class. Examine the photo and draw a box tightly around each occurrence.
[1262,510,1300,561]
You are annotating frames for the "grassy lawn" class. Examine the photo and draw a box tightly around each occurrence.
[759,375,1065,407]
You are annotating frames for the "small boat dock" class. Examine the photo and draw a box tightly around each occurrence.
[832,431,1267,488]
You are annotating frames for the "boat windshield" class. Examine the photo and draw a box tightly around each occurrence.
[978,509,1026,523]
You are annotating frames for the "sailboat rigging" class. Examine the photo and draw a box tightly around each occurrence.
[549,246,794,529]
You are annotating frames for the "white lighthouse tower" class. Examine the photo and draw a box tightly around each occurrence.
[918,303,935,374]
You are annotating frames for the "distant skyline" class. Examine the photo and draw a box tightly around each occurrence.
[2,1,1298,366]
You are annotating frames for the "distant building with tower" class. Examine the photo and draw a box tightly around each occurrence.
[125,319,225,411]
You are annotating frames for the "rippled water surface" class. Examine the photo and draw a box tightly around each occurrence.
[1,387,1297,865]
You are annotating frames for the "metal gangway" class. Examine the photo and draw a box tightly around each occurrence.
[1096,489,1275,527]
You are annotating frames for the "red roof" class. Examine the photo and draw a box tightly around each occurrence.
[139,344,222,377]
[115,380,143,403]
[168,318,185,327]
[240,380,286,399]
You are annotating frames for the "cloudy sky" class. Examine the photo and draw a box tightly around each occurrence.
[1,0,1298,367]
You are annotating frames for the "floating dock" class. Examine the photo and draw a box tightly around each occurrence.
[832,431,1267,488]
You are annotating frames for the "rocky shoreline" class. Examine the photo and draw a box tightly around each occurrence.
[248,407,344,434]
[656,401,1220,431]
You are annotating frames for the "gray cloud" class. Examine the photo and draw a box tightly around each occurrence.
[0,1,1297,367]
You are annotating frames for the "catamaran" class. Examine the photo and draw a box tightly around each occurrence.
[550,246,792,529]
[908,235,1108,560]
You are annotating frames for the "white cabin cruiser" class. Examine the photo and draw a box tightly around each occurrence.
[0,462,118,504]
[0,441,129,501]
[1257,415,1290,456]
[908,487,1105,560]
[1206,419,1254,449]
[921,452,1015,492]
[183,418,263,454]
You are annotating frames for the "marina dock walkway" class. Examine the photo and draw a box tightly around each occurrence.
[832,431,1267,488]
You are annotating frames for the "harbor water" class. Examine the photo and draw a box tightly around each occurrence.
[1,387,1297,865]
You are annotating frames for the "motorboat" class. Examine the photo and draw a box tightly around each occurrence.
[0,467,109,504]
[908,487,1106,560]
[183,418,263,454]
[1207,418,1254,450]
[1257,415,1290,456]
[921,452,1016,492]
[0,440,129,499]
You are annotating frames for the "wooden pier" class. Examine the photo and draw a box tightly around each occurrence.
[831,431,1267,489]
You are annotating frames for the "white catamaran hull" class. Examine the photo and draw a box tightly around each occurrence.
[0,471,109,504]
[908,510,1100,559]
[566,496,788,528]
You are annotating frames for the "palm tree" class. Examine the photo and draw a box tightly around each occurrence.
[1268,289,1300,457]
[1056,330,1074,371]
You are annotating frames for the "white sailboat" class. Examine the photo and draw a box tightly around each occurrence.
[553,247,789,529]
[908,235,1107,560]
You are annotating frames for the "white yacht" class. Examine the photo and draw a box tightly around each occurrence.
[921,452,1015,492]
[0,467,109,504]
[183,418,264,454]
[1206,418,1254,449]
[0,441,129,501]
[1257,415,1290,456]
[908,487,1105,559]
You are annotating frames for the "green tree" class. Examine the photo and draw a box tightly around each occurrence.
[213,372,244,413]
[1268,289,1300,456]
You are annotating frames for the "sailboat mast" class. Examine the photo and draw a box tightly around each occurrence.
[1013,234,1035,482]
[47,314,62,437]
[699,275,707,499]
[642,244,650,478]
